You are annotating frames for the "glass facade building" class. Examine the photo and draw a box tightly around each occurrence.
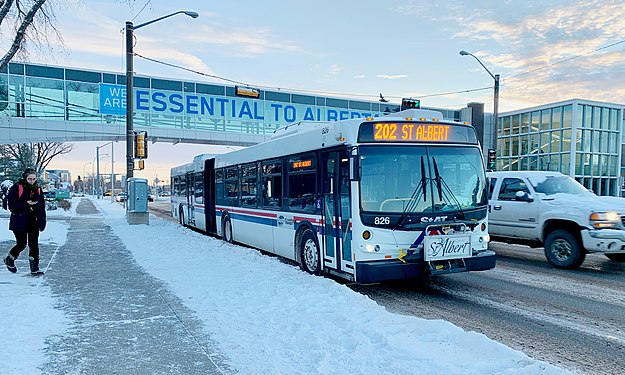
[497,99,625,196]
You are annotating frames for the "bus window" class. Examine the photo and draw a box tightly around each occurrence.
[262,160,282,209]
[287,154,316,212]
[242,163,258,207]
[194,172,203,204]
[215,169,224,204]
[225,166,239,206]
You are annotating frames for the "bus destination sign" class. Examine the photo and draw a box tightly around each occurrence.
[358,121,477,144]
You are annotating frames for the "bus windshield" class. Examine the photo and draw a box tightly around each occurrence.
[359,145,487,214]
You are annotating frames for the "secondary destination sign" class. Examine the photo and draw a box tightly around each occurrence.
[358,121,478,144]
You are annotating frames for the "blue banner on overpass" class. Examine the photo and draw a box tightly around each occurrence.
[99,83,383,123]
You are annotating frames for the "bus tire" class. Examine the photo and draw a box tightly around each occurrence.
[179,208,185,226]
[544,230,585,269]
[299,229,321,275]
[222,216,234,243]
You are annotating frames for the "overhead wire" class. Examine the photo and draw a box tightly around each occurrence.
[131,37,625,104]
[133,51,494,102]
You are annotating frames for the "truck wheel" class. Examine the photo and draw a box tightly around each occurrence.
[605,253,625,262]
[544,230,585,269]
[299,229,321,275]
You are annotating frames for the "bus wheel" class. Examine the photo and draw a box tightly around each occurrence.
[299,230,321,275]
[179,208,184,226]
[222,217,234,243]
[544,230,585,269]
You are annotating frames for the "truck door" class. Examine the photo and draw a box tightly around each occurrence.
[489,177,539,238]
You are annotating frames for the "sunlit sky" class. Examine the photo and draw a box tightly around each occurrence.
[3,0,625,184]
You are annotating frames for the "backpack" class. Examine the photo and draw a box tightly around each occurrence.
[17,184,42,199]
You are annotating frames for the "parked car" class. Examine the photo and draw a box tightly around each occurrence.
[487,170,625,269]
[148,192,155,202]
[115,192,128,202]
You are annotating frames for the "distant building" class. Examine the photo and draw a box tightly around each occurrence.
[45,169,72,190]
[497,99,625,196]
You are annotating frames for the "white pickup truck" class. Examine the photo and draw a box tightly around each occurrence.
[487,170,625,269]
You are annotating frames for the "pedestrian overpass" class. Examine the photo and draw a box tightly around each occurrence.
[0,62,462,146]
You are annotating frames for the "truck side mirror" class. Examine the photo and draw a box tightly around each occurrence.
[515,190,534,202]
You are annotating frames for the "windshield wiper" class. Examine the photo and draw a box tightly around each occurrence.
[432,157,467,220]
[398,156,427,226]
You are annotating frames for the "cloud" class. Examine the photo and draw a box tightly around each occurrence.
[425,0,625,109]
[325,64,343,77]
[376,74,408,80]
[184,25,302,57]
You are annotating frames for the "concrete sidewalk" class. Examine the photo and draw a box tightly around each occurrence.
[40,199,230,374]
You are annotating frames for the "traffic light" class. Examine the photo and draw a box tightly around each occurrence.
[134,131,148,159]
[401,98,421,110]
[137,160,145,170]
[487,149,496,170]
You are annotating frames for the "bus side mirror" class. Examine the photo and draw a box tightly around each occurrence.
[350,153,361,181]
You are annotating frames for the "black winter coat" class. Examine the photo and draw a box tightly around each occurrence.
[7,180,46,232]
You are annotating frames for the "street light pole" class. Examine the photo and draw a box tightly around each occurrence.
[459,50,500,155]
[125,10,199,188]
[125,21,134,184]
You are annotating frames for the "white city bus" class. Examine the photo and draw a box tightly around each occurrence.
[171,109,495,283]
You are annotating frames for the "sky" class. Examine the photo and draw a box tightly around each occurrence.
[3,0,625,183]
[0,198,572,374]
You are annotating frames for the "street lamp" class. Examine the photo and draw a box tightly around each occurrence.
[95,153,109,198]
[125,10,199,184]
[82,161,92,193]
[459,50,500,155]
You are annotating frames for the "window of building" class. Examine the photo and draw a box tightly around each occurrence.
[540,109,550,131]
[551,107,561,130]
[561,129,571,152]
[562,105,572,128]
[502,116,511,137]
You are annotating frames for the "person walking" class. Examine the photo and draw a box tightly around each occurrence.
[3,168,47,275]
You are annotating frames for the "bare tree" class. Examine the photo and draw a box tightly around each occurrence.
[0,0,65,71]
[0,142,72,179]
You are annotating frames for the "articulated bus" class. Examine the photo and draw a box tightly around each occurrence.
[171,109,495,283]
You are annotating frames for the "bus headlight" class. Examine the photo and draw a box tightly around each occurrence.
[365,244,380,252]
[362,230,371,240]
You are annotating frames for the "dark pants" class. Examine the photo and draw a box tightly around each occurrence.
[9,227,39,260]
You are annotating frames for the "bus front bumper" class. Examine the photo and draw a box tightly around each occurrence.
[354,251,496,284]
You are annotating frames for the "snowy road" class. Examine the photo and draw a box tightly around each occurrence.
[149,200,624,374]
[351,242,625,375]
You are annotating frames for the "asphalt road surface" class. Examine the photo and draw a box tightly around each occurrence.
[350,242,625,375]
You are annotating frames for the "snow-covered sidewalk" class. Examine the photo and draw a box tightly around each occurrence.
[1,197,572,374]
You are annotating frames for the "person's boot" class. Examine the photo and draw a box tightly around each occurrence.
[4,254,17,273]
[29,256,44,275]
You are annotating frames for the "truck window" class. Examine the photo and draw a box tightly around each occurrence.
[487,177,497,200]
[498,178,530,200]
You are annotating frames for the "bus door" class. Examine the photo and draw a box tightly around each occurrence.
[186,172,196,226]
[321,150,353,274]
